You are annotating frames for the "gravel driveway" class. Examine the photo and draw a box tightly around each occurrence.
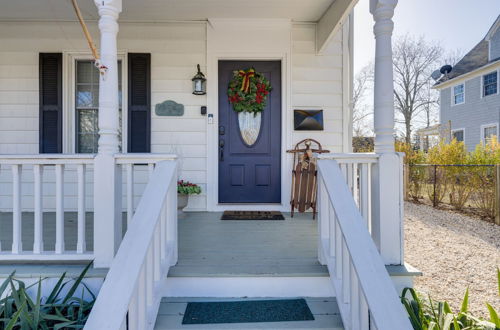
[405,202,500,318]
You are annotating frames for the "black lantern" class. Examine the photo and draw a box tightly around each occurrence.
[192,64,206,95]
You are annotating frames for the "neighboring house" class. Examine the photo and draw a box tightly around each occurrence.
[434,15,500,151]
[0,0,416,329]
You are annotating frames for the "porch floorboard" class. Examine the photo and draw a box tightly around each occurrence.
[171,212,328,277]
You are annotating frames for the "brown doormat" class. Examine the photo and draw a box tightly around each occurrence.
[221,211,285,220]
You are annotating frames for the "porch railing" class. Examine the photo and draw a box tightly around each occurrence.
[318,153,378,233]
[0,155,95,261]
[317,158,412,330]
[84,160,178,330]
[0,153,177,262]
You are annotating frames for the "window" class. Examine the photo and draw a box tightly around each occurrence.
[481,124,498,145]
[483,71,498,96]
[75,60,122,153]
[452,129,464,142]
[452,84,464,105]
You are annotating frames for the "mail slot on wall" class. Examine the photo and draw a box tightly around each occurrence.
[293,110,324,131]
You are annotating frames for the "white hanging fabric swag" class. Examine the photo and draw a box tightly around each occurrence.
[71,0,108,76]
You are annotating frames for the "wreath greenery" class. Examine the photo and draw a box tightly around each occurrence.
[227,68,272,114]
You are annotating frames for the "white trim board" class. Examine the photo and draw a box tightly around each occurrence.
[206,19,293,212]
[164,277,335,298]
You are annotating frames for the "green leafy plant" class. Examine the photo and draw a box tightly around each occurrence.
[0,262,95,329]
[177,180,201,195]
[401,268,500,330]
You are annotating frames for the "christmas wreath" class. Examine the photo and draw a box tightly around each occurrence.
[227,68,272,114]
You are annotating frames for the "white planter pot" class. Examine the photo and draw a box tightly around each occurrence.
[178,194,189,211]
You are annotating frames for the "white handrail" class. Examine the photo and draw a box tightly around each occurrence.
[84,160,178,330]
[317,159,411,330]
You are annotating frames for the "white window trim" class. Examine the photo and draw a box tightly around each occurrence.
[480,69,499,98]
[451,83,465,106]
[451,128,465,142]
[63,52,128,153]
[480,122,499,144]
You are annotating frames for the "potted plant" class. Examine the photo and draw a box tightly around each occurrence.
[177,180,201,211]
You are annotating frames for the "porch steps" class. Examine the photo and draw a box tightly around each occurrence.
[154,297,344,330]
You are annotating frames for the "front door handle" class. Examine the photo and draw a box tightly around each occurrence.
[219,139,225,161]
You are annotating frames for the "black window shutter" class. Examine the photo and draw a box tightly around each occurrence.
[39,53,62,153]
[128,53,151,153]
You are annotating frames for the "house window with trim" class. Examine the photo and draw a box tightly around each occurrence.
[452,129,464,142]
[75,60,122,153]
[452,84,464,105]
[482,124,498,145]
[483,71,498,97]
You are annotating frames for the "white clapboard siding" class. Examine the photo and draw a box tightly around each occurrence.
[0,20,347,210]
[291,23,344,153]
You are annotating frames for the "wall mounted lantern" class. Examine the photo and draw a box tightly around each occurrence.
[192,64,206,95]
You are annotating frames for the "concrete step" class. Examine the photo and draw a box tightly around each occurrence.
[154,297,344,330]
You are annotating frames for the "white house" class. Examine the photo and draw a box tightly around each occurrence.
[0,0,417,329]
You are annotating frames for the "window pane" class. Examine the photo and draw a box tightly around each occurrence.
[452,130,464,142]
[454,94,464,104]
[78,134,98,153]
[484,126,497,138]
[77,61,93,83]
[484,72,498,96]
[76,85,93,108]
[76,60,122,153]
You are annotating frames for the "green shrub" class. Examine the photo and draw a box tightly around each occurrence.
[0,262,95,329]
[401,268,500,330]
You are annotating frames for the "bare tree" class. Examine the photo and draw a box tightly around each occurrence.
[393,35,443,143]
[352,64,373,137]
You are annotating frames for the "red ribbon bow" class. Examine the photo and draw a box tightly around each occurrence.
[238,69,255,93]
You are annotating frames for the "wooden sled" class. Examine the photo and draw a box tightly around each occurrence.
[286,139,329,219]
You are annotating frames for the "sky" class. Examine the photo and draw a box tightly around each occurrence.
[353,0,500,73]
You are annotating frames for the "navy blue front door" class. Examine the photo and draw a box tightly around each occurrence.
[218,61,281,203]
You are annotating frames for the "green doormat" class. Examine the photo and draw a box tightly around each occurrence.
[221,211,285,220]
[182,299,314,325]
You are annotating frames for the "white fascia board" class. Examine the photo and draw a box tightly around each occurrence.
[316,0,358,55]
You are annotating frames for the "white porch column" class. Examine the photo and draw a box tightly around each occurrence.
[370,0,403,265]
[93,0,122,267]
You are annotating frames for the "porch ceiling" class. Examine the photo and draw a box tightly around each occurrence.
[0,0,335,22]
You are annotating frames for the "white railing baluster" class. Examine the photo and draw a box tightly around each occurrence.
[154,222,161,282]
[360,163,370,230]
[33,164,43,254]
[55,164,65,254]
[77,164,86,253]
[138,267,147,326]
[126,163,134,226]
[350,263,360,330]
[328,203,335,257]
[148,163,154,179]
[359,290,369,329]
[335,220,342,279]
[146,244,154,308]
[11,164,22,254]
[160,203,167,262]
[342,239,350,304]
[128,287,139,330]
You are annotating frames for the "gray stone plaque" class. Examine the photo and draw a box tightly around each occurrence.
[155,100,184,116]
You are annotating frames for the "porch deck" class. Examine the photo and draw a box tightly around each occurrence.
[0,211,326,277]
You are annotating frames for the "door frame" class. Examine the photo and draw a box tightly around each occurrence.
[206,53,292,212]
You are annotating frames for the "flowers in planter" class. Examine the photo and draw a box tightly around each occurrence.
[177,180,201,195]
